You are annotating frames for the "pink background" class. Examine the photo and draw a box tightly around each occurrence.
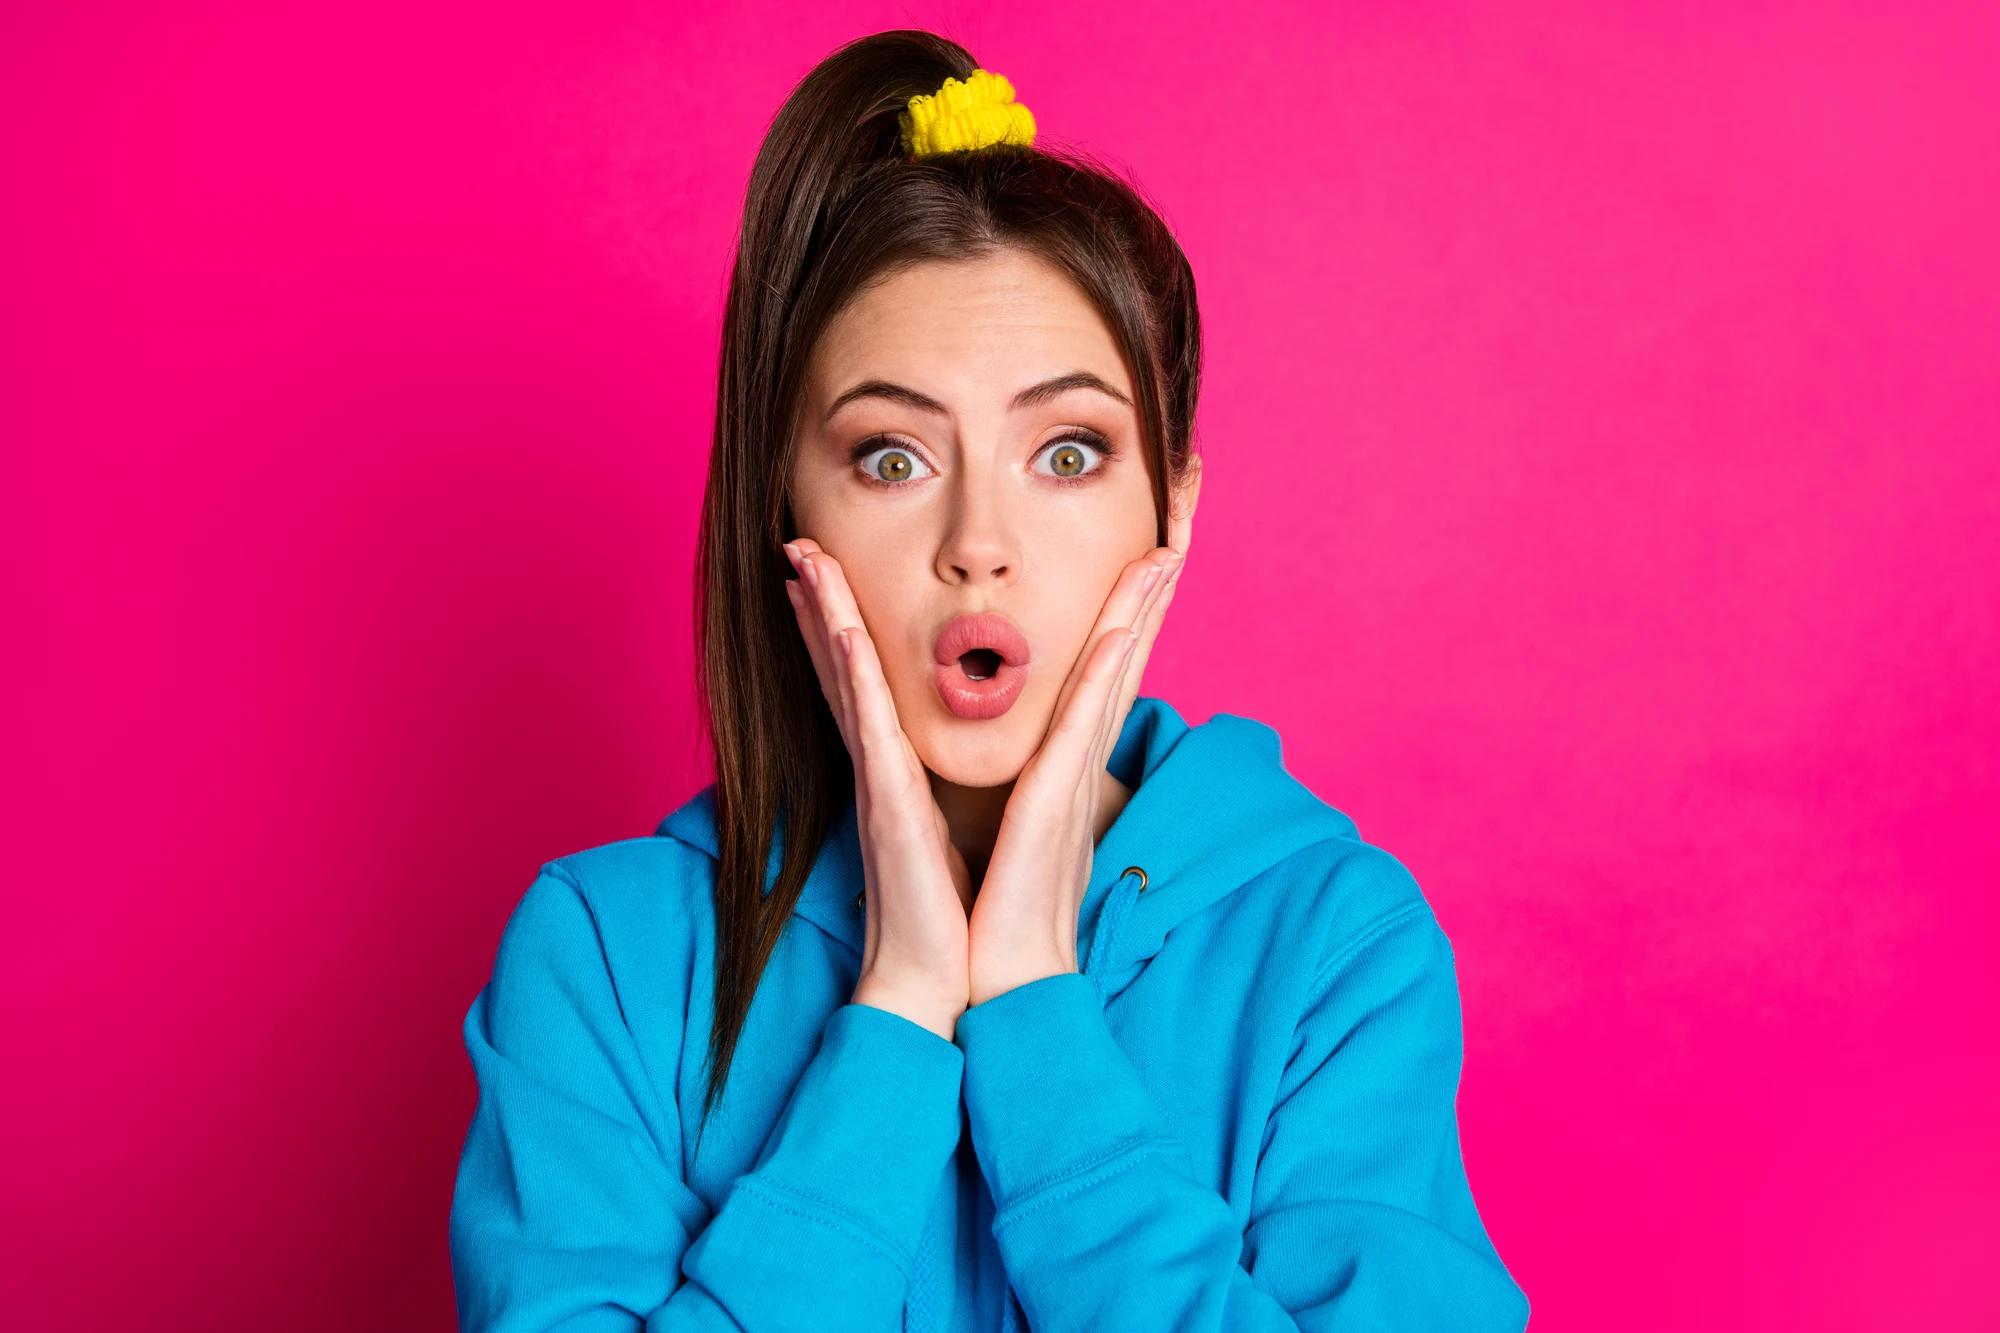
[4,2,1995,1328]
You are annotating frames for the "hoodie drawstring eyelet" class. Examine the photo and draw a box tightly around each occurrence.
[1083,865,1149,1002]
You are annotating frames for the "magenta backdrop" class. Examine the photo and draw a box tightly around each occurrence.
[4,2,1996,1328]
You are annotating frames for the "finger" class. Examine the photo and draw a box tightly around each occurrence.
[782,541,837,671]
[785,540,847,648]
[795,542,880,743]
[1071,543,1176,746]
[1103,548,1173,635]
[825,606,860,754]
[1095,551,1173,739]
[1035,622,1138,783]
[844,623,951,880]
[1125,546,1179,655]
[804,555,878,744]
[841,625,911,778]
[788,544,861,749]
[1084,543,1182,773]
[1046,548,1174,729]
[1131,455,1196,719]
[1106,549,1186,744]
[1109,449,1200,717]
[795,542,874,649]
[1121,546,1181,685]
[783,545,849,746]
[1092,621,1144,760]
[801,548,930,803]
[784,575,835,712]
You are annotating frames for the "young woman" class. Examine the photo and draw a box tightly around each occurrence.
[450,30,1527,1333]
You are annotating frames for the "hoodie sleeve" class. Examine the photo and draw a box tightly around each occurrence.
[449,865,966,1332]
[953,897,1528,1332]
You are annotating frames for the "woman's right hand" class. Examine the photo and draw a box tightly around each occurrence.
[784,538,972,1040]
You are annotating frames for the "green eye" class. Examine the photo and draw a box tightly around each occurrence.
[1039,436,1104,479]
[857,444,931,484]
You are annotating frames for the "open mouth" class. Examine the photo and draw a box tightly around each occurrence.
[932,614,1030,720]
[958,647,1003,680]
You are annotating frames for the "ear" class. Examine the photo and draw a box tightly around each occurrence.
[1166,454,1202,555]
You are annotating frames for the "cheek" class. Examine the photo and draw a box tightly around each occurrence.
[811,508,940,699]
[842,557,921,660]
[1013,489,1155,690]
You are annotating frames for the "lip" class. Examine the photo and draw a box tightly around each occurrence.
[932,613,1031,721]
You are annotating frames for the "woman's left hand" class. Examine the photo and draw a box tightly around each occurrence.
[966,542,1186,1006]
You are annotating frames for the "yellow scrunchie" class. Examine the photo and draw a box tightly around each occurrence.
[899,69,1037,157]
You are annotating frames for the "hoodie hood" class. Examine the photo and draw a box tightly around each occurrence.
[657,696,1356,998]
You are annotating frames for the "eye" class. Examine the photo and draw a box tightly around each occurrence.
[856,442,934,485]
[1034,434,1107,481]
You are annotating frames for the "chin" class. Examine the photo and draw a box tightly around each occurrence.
[906,705,1046,788]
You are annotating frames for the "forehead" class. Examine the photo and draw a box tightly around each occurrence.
[809,250,1132,405]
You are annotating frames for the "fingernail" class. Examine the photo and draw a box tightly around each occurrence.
[1125,627,1140,654]
[1142,565,1162,595]
[784,580,802,610]
[800,555,820,590]
[838,627,852,657]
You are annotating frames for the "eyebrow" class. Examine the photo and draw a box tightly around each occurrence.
[1009,371,1132,410]
[823,379,949,422]
[822,371,1133,424]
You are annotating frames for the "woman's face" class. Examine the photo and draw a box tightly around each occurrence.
[789,249,1179,788]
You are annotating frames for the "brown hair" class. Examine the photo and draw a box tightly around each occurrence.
[693,29,1202,1129]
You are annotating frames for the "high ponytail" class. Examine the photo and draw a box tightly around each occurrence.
[694,30,1202,1133]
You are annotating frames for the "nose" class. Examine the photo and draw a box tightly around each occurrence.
[935,456,1021,588]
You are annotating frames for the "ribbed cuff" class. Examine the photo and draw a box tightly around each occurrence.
[954,972,1170,1217]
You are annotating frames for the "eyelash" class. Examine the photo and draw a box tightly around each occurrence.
[851,437,938,489]
[1035,428,1115,487]
[849,430,1118,489]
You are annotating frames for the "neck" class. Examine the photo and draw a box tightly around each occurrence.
[929,767,1136,891]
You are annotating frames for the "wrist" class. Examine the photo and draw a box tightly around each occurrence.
[852,973,966,1041]
[968,953,1076,1007]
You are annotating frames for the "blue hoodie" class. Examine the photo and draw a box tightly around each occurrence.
[450,697,1528,1331]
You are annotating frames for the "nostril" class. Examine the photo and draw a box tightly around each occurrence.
[940,555,1013,584]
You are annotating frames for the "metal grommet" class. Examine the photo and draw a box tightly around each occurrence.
[1122,865,1149,893]
[854,889,865,910]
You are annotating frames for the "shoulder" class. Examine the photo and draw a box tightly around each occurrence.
[1283,834,1446,976]
[1260,834,1465,1069]
[1139,701,1459,998]
[488,789,721,995]
[1180,707,1448,976]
